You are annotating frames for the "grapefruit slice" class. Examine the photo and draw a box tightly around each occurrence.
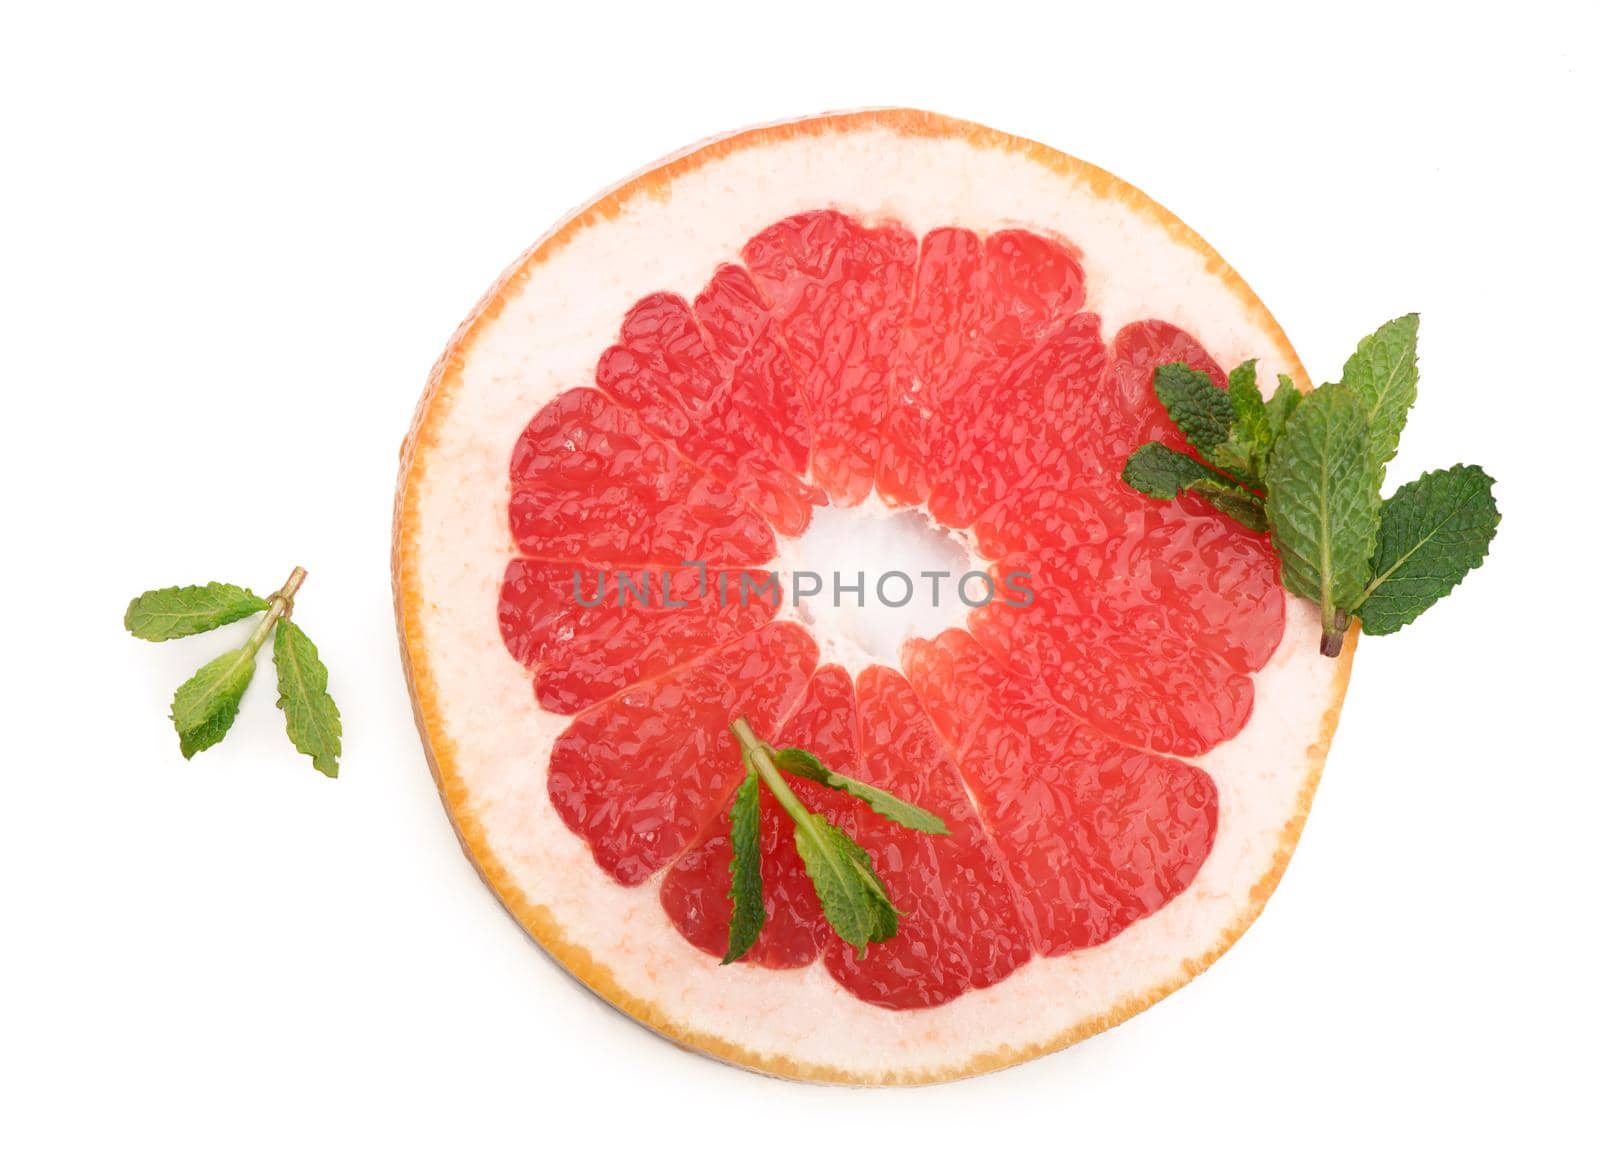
[394,110,1353,1084]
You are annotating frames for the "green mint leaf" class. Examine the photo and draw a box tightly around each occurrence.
[1228,356,1267,434]
[1153,362,1234,453]
[792,814,900,959]
[815,775,949,835]
[272,619,342,777]
[171,646,257,759]
[722,765,765,964]
[1207,441,1264,491]
[1355,465,1499,635]
[125,583,267,641]
[1122,444,1267,532]
[1263,385,1381,640]
[1122,443,1236,498]
[1215,360,1274,488]
[1227,360,1270,447]
[1341,314,1419,470]
[769,747,829,783]
[1264,375,1302,442]
[772,749,948,836]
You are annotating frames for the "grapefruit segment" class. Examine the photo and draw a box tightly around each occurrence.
[743,210,917,506]
[970,488,1283,754]
[971,319,1231,555]
[878,227,1088,515]
[509,387,776,566]
[596,273,822,536]
[925,310,1107,530]
[498,560,778,715]
[905,630,1216,954]
[822,665,1032,1009]
[657,774,829,969]
[967,569,1254,756]
[547,621,817,886]
[594,292,720,444]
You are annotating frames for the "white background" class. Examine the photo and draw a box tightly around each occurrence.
[4,2,1596,1165]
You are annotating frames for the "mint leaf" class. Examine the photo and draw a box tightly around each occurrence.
[769,746,829,783]
[1264,385,1381,646]
[1264,375,1302,441]
[1123,443,1233,498]
[1227,360,1269,444]
[125,583,267,641]
[727,718,944,961]
[1154,362,1234,453]
[1212,360,1271,488]
[1342,314,1418,470]
[792,814,900,959]
[1356,465,1499,635]
[171,646,256,758]
[272,619,342,777]
[1122,444,1267,532]
[722,765,765,964]
[772,748,949,836]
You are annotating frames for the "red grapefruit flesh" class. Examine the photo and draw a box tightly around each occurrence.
[509,387,776,566]
[497,561,779,715]
[395,110,1353,1084]
[905,629,1216,954]
[743,210,918,506]
[595,270,824,536]
[823,665,1031,1009]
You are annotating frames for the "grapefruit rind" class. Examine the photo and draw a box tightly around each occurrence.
[393,108,1353,1084]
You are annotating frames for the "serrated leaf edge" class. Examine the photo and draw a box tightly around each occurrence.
[721,767,765,964]
[272,619,342,777]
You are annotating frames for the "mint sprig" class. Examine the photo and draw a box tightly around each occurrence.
[1122,315,1499,655]
[127,567,343,774]
[723,718,947,962]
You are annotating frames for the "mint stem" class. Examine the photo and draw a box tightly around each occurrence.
[731,717,826,845]
[1320,608,1350,658]
[244,566,307,655]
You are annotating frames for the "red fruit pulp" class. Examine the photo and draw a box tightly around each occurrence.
[499,210,1285,1008]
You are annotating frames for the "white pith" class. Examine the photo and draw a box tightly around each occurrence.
[401,118,1343,1082]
